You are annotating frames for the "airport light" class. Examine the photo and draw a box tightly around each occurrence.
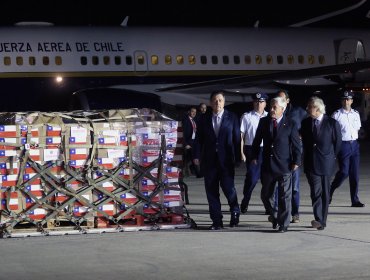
[55,76,63,83]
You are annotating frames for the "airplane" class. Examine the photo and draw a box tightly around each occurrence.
[0,22,370,128]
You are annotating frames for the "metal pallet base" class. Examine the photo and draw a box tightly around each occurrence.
[1,223,192,238]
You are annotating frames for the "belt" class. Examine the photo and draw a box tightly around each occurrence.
[342,140,357,143]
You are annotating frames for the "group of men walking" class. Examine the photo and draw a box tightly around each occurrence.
[183,89,365,232]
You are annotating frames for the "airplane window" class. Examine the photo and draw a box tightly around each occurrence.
[211,55,218,64]
[244,55,251,64]
[151,55,159,65]
[287,55,294,64]
[29,57,36,66]
[318,55,325,64]
[298,55,304,64]
[55,56,62,66]
[165,55,172,65]
[200,55,207,64]
[4,57,11,66]
[125,55,132,65]
[266,55,273,64]
[188,55,196,65]
[92,56,99,65]
[114,56,121,65]
[16,56,23,66]
[81,56,88,65]
[233,56,240,64]
[103,56,110,65]
[223,56,229,64]
[137,55,145,65]
[308,55,315,64]
[176,55,184,65]
[43,56,49,65]
[255,55,262,64]
[277,55,283,64]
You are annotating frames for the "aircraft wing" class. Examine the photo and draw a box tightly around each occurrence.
[154,60,370,102]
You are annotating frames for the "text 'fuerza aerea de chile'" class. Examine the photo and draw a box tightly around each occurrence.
[0,42,125,53]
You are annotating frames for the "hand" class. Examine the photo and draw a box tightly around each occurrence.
[291,164,299,171]
[251,159,258,165]
[193,158,200,165]
[241,154,246,162]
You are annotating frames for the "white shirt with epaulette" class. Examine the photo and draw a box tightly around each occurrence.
[331,108,361,141]
[240,110,268,146]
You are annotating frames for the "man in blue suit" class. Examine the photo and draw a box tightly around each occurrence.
[194,90,241,230]
[300,96,342,230]
[252,97,302,233]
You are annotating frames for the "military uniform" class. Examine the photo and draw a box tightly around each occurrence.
[330,91,364,207]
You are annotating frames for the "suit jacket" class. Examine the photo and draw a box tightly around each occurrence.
[182,114,196,147]
[300,115,342,175]
[252,115,302,175]
[196,109,240,173]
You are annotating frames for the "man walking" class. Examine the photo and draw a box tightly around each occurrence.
[276,90,308,223]
[240,93,268,214]
[330,90,364,207]
[195,90,241,230]
[301,96,342,230]
[252,97,301,233]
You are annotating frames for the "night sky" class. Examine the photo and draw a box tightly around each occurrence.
[0,1,369,28]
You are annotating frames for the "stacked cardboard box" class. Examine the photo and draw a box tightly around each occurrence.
[0,109,184,232]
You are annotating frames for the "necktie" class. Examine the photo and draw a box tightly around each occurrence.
[313,119,318,139]
[272,118,277,139]
[190,118,196,139]
[190,117,196,131]
[214,115,221,136]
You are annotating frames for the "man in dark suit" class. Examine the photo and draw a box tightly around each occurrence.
[252,97,302,233]
[194,90,241,230]
[300,96,342,230]
[182,106,200,177]
[276,90,308,223]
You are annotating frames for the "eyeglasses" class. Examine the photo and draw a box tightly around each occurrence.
[254,100,266,103]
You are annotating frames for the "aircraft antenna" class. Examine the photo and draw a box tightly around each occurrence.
[120,16,130,27]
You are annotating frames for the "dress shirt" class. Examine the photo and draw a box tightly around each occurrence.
[240,110,268,146]
[332,108,361,141]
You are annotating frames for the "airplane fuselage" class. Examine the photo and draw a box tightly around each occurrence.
[0,25,369,113]
[0,26,368,75]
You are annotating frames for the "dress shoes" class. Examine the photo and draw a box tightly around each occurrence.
[311,220,323,229]
[268,215,278,229]
[351,201,365,207]
[240,201,248,214]
[208,222,224,230]
[229,212,240,227]
[278,226,288,233]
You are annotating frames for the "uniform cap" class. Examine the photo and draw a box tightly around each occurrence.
[253,92,268,101]
[341,91,354,99]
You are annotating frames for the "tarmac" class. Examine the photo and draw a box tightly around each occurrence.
[1,141,370,280]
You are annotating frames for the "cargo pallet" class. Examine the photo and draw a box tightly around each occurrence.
[0,109,193,238]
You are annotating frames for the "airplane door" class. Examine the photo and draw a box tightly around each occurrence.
[134,50,148,75]
[337,39,366,64]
